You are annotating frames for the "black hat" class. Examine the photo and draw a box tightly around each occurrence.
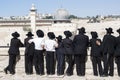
[36,30,44,37]
[64,30,72,37]
[105,27,114,34]
[117,28,120,34]
[78,27,86,34]
[26,32,34,37]
[12,32,20,38]
[91,31,98,38]
[56,35,62,42]
[48,32,55,39]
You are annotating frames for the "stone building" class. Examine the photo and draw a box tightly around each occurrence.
[0,4,76,46]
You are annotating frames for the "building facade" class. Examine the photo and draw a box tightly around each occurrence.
[0,4,76,46]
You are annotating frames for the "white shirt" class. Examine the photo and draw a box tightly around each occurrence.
[44,39,58,52]
[29,37,45,50]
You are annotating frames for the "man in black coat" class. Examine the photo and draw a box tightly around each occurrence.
[73,27,89,76]
[89,31,103,76]
[115,28,120,76]
[102,27,116,76]
[29,30,45,75]
[62,31,74,76]
[56,35,65,76]
[24,32,34,75]
[4,32,24,75]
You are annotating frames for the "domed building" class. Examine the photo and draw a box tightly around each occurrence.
[54,8,69,20]
[0,5,73,46]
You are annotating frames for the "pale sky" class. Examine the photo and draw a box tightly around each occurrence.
[0,0,120,17]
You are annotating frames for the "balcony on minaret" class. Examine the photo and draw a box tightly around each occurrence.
[30,4,37,12]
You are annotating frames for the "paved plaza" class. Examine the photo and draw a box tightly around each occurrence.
[0,48,120,80]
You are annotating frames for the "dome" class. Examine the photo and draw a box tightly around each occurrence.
[55,8,69,19]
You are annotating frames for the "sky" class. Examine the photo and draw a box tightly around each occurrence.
[0,0,120,17]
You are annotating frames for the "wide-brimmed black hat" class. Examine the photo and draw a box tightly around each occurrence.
[36,30,44,37]
[64,30,72,37]
[105,27,114,33]
[26,32,34,37]
[117,28,120,34]
[91,31,98,38]
[78,27,86,34]
[56,35,62,42]
[48,32,55,39]
[12,32,20,38]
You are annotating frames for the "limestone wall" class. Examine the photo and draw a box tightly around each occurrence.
[0,20,120,46]
[0,23,76,46]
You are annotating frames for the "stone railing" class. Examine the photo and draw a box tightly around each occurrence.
[0,47,25,56]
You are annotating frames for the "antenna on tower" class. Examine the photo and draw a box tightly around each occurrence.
[59,0,63,9]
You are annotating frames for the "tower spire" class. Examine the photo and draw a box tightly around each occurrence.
[30,4,37,33]
[30,3,36,11]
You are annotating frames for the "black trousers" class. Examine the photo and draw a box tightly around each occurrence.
[34,50,44,75]
[25,54,33,74]
[65,54,74,75]
[116,57,120,76]
[46,51,55,75]
[103,53,114,76]
[75,54,86,76]
[5,54,16,74]
[91,56,103,76]
[56,53,65,75]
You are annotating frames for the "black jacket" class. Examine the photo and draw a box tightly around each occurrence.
[62,38,74,54]
[101,34,116,55]
[73,34,89,55]
[24,37,34,56]
[56,41,64,54]
[115,36,120,57]
[8,38,24,55]
[89,38,102,57]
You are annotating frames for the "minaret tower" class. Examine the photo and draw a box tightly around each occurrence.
[30,4,36,33]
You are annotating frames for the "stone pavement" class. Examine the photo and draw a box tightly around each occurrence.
[0,48,120,80]
[0,56,120,80]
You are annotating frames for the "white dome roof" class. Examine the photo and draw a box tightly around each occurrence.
[55,8,69,19]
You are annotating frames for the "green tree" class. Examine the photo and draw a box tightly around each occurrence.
[68,15,78,19]
[43,16,53,19]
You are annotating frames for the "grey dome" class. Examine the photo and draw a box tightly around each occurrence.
[55,8,69,19]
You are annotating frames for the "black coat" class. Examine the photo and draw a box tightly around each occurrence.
[56,41,64,55]
[89,38,102,57]
[62,38,74,54]
[73,34,89,55]
[101,34,116,55]
[8,38,24,55]
[24,37,34,56]
[115,36,120,57]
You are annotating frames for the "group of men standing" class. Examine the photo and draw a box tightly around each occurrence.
[4,27,120,77]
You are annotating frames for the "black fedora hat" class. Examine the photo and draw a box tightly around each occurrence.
[117,28,120,34]
[78,27,86,33]
[64,30,72,37]
[48,32,55,39]
[36,30,44,37]
[12,32,20,38]
[26,32,34,37]
[26,32,34,36]
[105,27,114,33]
[56,35,62,42]
[91,31,98,38]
